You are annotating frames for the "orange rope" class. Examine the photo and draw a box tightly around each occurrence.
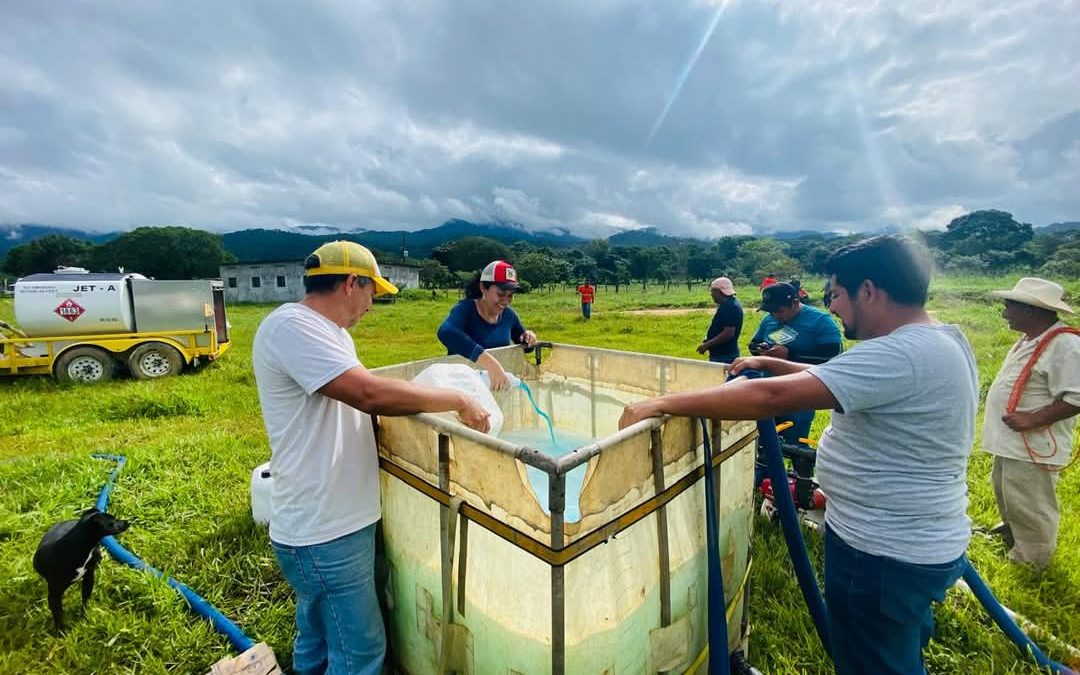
[1005,327,1080,472]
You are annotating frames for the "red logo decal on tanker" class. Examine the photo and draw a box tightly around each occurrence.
[54,298,86,323]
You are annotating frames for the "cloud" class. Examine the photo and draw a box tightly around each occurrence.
[0,0,1078,236]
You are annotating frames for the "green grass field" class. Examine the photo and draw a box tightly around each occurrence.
[1,276,1077,674]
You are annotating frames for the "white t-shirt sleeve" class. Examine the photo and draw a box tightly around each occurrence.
[809,338,916,414]
[266,313,362,395]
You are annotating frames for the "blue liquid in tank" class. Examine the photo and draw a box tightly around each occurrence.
[498,428,595,523]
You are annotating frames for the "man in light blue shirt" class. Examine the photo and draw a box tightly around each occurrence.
[749,282,842,448]
[620,235,977,675]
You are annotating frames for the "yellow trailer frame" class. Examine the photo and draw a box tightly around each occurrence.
[0,328,231,378]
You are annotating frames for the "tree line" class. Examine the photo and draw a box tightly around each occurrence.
[1,226,235,280]
[417,210,1079,293]
[2,210,1077,288]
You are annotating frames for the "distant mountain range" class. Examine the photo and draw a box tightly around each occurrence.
[606,226,696,247]
[222,219,585,262]
[4,218,1078,263]
[0,224,120,257]
[1041,221,1080,234]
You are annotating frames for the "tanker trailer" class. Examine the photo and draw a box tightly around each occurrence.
[1,268,230,383]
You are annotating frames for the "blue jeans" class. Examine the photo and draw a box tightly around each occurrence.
[581,302,592,319]
[272,525,386,675]
[825,526,965,675]
[708,351,738,364]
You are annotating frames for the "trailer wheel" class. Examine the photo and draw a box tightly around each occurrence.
[55,347,117,383]
[128,342,185,379]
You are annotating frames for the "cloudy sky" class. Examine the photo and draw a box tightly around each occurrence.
[2,1,1078,237]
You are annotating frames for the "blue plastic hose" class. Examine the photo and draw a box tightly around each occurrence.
[757,415,832,654]
[962,563,1076,674]
[91,453,255,653]
[699,419,731,675]
[728,370,832,656]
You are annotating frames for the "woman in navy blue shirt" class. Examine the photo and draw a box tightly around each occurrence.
[437,260,538,389]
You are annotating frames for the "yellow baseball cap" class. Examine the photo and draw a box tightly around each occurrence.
[304,241,399,296]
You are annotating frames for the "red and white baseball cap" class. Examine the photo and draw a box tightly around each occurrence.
[480,260,521,291]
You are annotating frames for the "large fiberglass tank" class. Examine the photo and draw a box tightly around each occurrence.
[373,343,757,674]
[14,269,145,337]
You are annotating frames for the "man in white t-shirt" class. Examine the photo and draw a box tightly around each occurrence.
[981,277,1079,569]
[253,241,490,675]
[619,235,977,675]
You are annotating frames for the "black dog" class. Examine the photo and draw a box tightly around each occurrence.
[33,508,130,630]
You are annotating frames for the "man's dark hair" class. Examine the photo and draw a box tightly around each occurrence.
[825,234,931,307]
[303,274,349,294]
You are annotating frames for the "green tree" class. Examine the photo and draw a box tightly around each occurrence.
[509,240,537,258]
[1023,232,1072,268]
[600,257,631,292]
[711,236,755,271]
[652,246,677,288]
[940,210,1033,258]
[593,248,631,292]
[733,238,802,282]
[1039,234,1080,278]
[585,238,610,261]
[567,251,598,283]
[90,226,234,279]
[515,251,562,291]
[418,259,454,295]
[2,234,93,277]
[430,237,513,273]
[786,235,849,275]
[625,247,657,289]
[687,248,719,282]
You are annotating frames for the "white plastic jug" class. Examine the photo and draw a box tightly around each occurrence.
[250,462,272,526]
[412,364,504,437]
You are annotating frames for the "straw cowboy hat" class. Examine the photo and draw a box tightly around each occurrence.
[990,277,1074,314]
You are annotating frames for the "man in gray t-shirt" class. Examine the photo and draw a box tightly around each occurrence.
[809,323,977,564]
[619,235,975,675]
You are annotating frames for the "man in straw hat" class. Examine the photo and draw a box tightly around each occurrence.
[253,241,490,674]
[982,277,1079,569]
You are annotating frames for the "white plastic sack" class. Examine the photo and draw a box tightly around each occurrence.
[411,364,503,437]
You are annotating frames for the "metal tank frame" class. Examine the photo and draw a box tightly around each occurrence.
[373,343,757,674]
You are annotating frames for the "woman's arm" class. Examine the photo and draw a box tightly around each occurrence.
[437,301,485,362]
[508,308,537,347]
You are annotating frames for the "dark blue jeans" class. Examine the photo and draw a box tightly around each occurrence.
[581,301,592,319]
[708,352,738,364]
[825,526,966,675]
[272,525,386,675]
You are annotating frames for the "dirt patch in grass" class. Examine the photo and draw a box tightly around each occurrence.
[621,308,714,316]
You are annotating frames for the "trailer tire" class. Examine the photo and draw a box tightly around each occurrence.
[55,347,117,383]
[128,342,185,380]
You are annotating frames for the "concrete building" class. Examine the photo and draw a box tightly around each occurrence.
[219,259,420,303]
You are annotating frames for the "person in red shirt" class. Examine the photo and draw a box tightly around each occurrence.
[759,273,779,292]
[576,279,596,320]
